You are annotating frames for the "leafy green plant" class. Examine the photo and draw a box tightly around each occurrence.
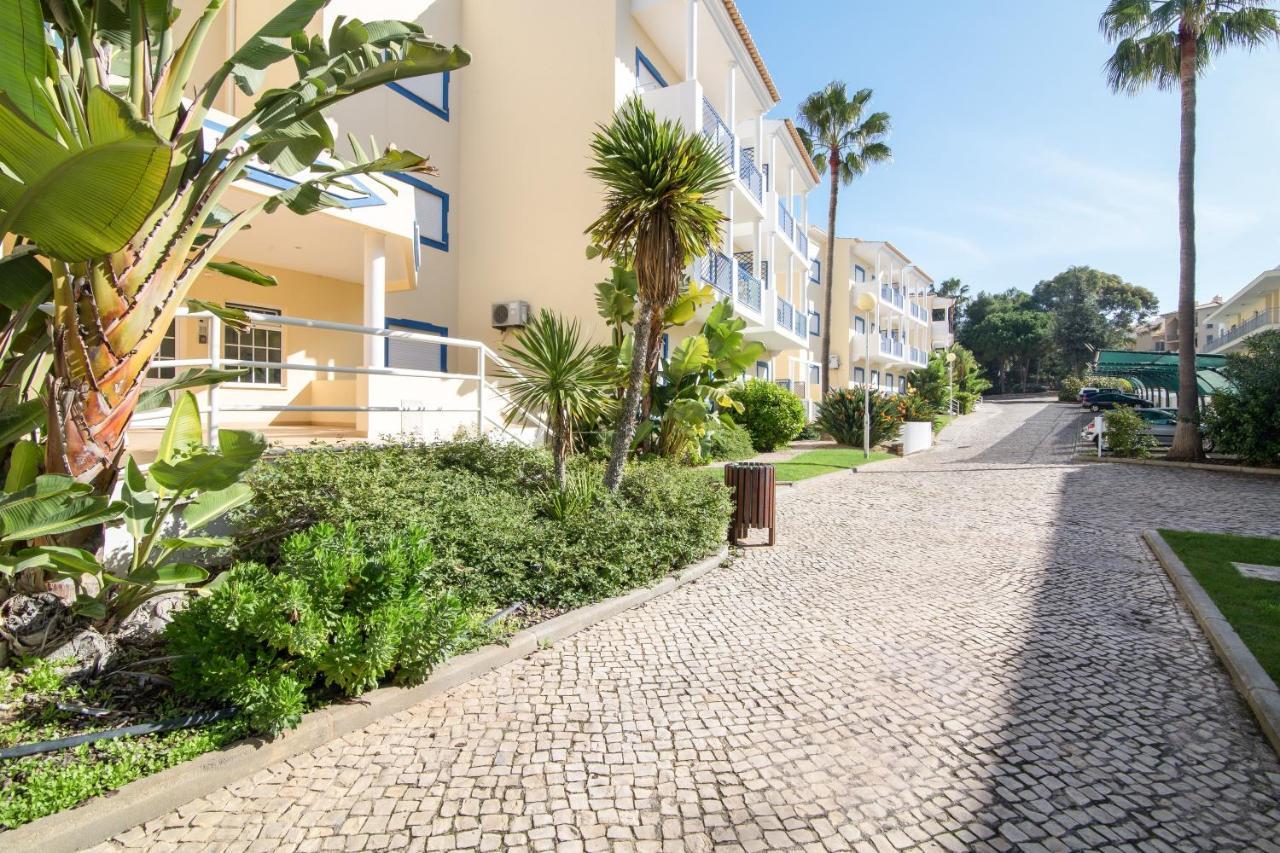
[908,345,990,410]
[0,2,469,489]
[14,393,264,627]
[897,391,937,423]
[735,379,806,452]
[169,522,476,734]
[586,98,731,490]
[703,421,756,462]
[500,310,617,486]
[1059,374,1133,402]
[816,388,904,448]
[1203,330,1280,465]
[1103,406,1158,458]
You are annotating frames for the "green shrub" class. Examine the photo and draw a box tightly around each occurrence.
[1103,406,1157,458]
[816,388,904,448]
[954,391,979,414]
[1203,330,1280,465]
[703,420,756,461]
[232,439,732,610]
[897,392,936,423]
[1059,375,1133,402]
[736,379,806,452]
[169,523,477,734]
[796,421,822,441]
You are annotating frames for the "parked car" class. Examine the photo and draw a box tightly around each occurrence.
[1081,408,1214,451]
[1082,391,1153,411]
[1078,386,1099,403]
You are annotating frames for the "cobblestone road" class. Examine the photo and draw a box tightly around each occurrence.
[98,399,1280,852]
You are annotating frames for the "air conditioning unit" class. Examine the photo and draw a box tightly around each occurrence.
[828,354,841,370]
[793,381,808,399]
[491,301,531,329]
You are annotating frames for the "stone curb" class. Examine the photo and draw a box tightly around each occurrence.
[1142,529,1280,758]
[0,546,731,853]
[1080,455,1280,478]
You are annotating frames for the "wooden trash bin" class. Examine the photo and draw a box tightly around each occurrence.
[724,462,777,546]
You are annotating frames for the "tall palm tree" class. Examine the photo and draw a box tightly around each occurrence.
[797,83,892,397]
[1102,0,1279,460]
[500,310,617,487]
[586,98,729,491]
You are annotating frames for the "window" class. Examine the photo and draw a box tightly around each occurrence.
[635,49,667,93]
[387,71,450,121]
[755,360,770,380]
[809,364,820,386]
[147,322,178,380]
[899,376,908,394]
[853,265,867,283]
[932,307,947,322]
[809,311,820,336]
[393,174,450,252]
[854,316,866,334]
[870,370,880,386]
[810,259,821,284]
[662,333,670,360]
[224,304,282,385]
[386,318,448,373]
[853,367,866,384]
[885,372,894,389]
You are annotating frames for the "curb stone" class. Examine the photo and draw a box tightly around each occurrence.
[1081,455,1280,478]
[0,545,731,853]
[1142,529,1280,758]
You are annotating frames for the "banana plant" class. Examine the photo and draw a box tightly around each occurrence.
[0,0,470,492]
[17,392,265,628]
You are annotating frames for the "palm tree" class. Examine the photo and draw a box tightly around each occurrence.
[0,2,468,492]
[1101,0,1279,460]
[500,310,617,487]
[796,83,892,397]
[932,277,970,313]
[586,98,730,491]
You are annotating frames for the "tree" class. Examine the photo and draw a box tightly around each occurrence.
[500,310,617,487]
[1203,330,1280,465]
[1101,0,1280,460]
[931,277,970,321]
[0,0,469,492]
[962,309,1050,393]
[796,83,892,396]
[1031,266,1158,376]
[586,99,729,491]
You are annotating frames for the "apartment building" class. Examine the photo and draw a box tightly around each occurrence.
[809,231,944,397]
[1132,297,1223,353]
[1204,267,1280,355]
[148,0,821,442]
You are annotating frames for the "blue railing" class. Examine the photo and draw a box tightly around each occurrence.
[1213,308,1280,351]
[881,284,893,303]
[701,97,735,165]
[739,148,763,202]
[776,297,795,333]
[699,251,733,298]
[894,339,904,357]
[796,308,810,338]
[737,266,762,312]
[879,335,893,355]
[777,199,795,242]
[795,228,808,256]
[894,290,904,309]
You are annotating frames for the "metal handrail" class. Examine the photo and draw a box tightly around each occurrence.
[701,97,735,163]
[700,252,734,297]
[738,148,763,202]
[737,266,763,312]
[777,199,795,241]
[1213,308,1280,351]
[776,297,795,331]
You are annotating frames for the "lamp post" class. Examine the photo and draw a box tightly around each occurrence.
[855,289,879,459]
[946,350,957,415]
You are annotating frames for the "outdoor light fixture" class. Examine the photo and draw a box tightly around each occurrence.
[855,289,879,460]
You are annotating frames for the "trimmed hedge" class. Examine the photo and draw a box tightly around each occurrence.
[1058,375,1133,402]
[736,379,806,452]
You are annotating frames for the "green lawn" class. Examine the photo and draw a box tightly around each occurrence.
[1160,529,1280,684]
[933,414,954,433]
[773,448,894,483]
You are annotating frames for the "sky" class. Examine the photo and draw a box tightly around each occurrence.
[736,0,1280,313]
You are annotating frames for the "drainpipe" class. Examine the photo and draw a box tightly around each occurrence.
[685,0,698,83]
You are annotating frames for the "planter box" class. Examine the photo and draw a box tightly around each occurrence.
[901,421,932,455]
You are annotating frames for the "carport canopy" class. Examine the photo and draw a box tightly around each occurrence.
[1091,350,1233,396]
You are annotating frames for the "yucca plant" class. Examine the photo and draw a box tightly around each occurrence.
[796,83,892,397]
[500,310,617,486]
[1101,0,1279,460]
[0,0,470,491]
[586,97,729,491]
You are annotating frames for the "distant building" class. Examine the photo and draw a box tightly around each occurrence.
[1204,268,1280,355]
[1133,297,1224,353]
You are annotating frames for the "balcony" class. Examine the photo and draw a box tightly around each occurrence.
[702,97,734,168]
[737,265,763,313]
[1210,308,1280,353]
[739,148,763,204]
[910,303,927,322]
[776,198,795,242]
[879,335,905,360]
[698,251,734,299]
[795,228,808,257]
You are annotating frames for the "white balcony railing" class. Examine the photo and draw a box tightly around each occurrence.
[1212,308,1280,352]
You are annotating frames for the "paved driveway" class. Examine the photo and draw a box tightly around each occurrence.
[100,399,1280,852]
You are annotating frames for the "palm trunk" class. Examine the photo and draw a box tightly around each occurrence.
[820,152,840,397]
[552,411,569,488]
[1169,28,1202,461]
[603,302,653,491]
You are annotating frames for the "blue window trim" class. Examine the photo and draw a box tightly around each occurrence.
[871,370,880,385]
[635,48,668,89]
[202,119,384,209]
[853,367,866,383]
[391,173,450,252]
[809,364,820,386]
[854,265,867,283]
[755,360,770,380]
[662,333,670,360]
[387,71,451,121]
[854,316,866,334]
[809,259,821,284]
[385,316,449,372]
[808,311,820,337]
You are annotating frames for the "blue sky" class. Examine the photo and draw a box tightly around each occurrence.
[737,0,1280,312]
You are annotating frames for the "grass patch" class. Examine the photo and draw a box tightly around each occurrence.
[1160,529,1280,684]
[773,448,894,483]
[933,414,954,434]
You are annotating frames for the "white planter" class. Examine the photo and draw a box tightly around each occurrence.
[901,421,933,455]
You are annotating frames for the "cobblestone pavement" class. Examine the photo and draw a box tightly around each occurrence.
[97,399,1280,852]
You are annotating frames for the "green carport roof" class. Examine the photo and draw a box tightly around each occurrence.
[1091,350,1233,395]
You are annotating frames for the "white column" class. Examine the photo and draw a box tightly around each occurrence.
[363,232,387,369]
[788,169,796,219]
[685,0,699,83]
[726,62,738,173]
[752,220,762,278]
[755,117,764,178]
[724,190,734,260]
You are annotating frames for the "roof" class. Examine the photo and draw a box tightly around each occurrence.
[783,119,821,183]
[720,0,780,104]
[1092,350,1234,395]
